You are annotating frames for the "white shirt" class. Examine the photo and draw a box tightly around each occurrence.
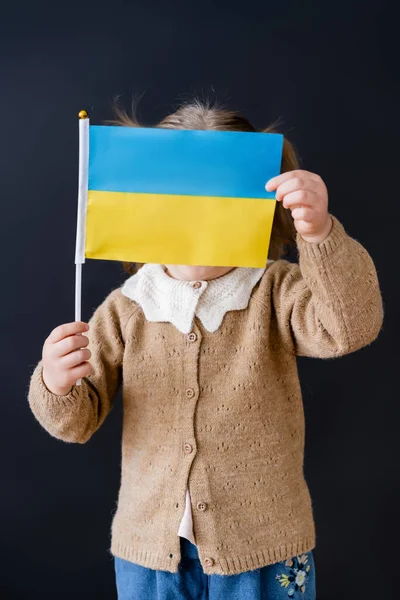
[120,262,272,544]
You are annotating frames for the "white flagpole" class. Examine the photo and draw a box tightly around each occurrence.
[74,110,89,386]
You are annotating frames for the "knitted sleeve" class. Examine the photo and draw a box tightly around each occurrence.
[271,213,384,358]
[27,288,128,443]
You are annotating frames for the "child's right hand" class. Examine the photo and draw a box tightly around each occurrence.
[41,321,93,396]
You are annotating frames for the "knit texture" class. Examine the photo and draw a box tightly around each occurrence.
[27,213,384,575]
[121,262,272,545]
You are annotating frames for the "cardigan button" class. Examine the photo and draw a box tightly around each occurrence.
[186,388,195,399]
[197,502,207,511]
[187,332,198,343]
[192,281,202,289]
[204,557,215,567]
[184,443,193,454]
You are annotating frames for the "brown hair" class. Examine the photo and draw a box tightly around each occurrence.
[111,97,298,276]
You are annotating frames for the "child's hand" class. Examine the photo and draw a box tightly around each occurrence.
[41,322,92,395]
[266,169,333,243]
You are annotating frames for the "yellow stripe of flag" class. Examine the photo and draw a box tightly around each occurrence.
[86,190,277,268]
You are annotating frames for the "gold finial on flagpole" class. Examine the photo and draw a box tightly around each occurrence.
[78,110,88,119]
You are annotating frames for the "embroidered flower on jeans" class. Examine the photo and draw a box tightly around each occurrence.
[275,553,311,597]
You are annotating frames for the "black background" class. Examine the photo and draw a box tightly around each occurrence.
[1,1,398,598]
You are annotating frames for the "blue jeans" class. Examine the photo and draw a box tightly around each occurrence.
[114,536,316,599]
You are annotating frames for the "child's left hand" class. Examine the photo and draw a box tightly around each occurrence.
[266,170,333,244]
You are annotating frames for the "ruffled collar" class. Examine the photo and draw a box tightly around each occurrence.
[120,262,271,334]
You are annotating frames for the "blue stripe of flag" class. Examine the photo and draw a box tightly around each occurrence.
[88,125,283,199]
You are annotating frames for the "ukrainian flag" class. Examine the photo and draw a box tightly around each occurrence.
[82,123,283,268]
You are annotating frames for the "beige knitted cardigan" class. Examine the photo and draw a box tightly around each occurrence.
[27,214,384,575]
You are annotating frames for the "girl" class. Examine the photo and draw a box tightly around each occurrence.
[28,99,384,600]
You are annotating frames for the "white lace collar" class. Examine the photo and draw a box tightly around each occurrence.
[120,262,272,334]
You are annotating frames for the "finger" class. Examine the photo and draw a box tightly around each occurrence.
[69,362,93,381]
[275,177,321,202]
[266,169,321,191]
[281,189,318,210]
[290,206,315,222]
[52,334,90,358]
[48,322,89,344]
[60,348,92,369]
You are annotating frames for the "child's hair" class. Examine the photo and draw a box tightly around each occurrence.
[110,97,298,276]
